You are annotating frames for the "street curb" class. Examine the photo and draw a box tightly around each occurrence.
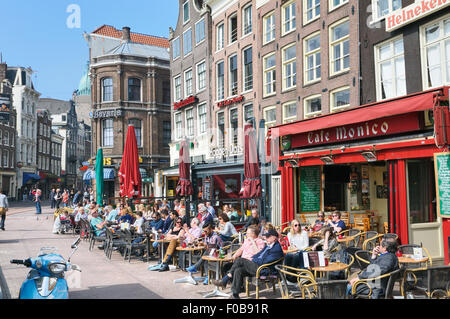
[0,265,11,299]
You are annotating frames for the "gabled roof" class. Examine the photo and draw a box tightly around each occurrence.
[92,25,169,49]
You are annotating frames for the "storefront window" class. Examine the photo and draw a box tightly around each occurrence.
[408,159,437,224]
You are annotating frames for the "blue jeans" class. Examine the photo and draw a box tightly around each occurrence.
[36,202,41,214]
[0,213,5,229]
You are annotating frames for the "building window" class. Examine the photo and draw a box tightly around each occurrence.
[304,95,322,117]
[128,78,141,101]
[3,131,7,146]
[163,121,171,146]
[102,77,113,102]
[217,61,225,100]
[330,19,350,75]
[304,0,320,24]
[197,61,206,92]
[372,0,401,21]
[263,12,276,44]
[162,81,171,104]
[183,0,190,24]
[329,0,348,11]
[330,86,350,112]
[243,46,253,92]
[263,53,276,97]
[3,151,8,168]
[375,37,406,100]
[243,4,252,36]
[184,69,193,97]
[102,119,113,147]
[172,37,180,59]
[264,106,277,135]
[217,112,225,148]
[185,108,194,137]
[283,101,297,123]
[183,29,192,56]
[229,13,238,44]
[304,32,321,84]
[217,23,225,51]
[282,0,296,35]
[244,103,254,126]
[198,103,207,134]
[174,75,182,101]
[282,44,297,91]
[175,112,182,140]
[195,18,206,45]
[421,16,450,89]
[128,119,142,147]
[230,108,239,147]
[229,54,238,96]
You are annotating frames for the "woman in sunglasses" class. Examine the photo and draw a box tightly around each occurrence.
[310,211,326,232]
[326,211,346,233]
[158,217,186,272]
[284,219,310,270]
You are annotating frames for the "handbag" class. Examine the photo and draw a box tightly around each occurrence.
[0,207,5,215]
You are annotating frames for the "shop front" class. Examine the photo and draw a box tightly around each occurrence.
[270,87,450,264]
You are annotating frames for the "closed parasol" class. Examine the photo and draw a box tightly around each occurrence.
[118,125,142,198]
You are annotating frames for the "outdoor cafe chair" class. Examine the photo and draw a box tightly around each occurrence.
[402,265,450,299]
[275,264,315,299]
[302,279,350,299]
[122,228,148,263]
[354,250,372,271]
[88,225,107,251]
[245,257,284,299]
[351,268,403,299]
[105,228,127,260]
[337,229,363,248]
[362,231,383,251]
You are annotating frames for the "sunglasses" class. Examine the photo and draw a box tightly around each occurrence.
[332,215,338,217]
[293,224,300,227]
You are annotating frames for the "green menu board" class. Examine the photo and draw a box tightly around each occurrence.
[300,166,321,212]
[434,152,450,218]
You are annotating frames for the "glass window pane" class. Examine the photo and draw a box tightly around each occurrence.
[426,25,440,44]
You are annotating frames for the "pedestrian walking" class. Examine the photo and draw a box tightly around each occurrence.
[0,190,9,231]
[35,189,42,216]
[72,190,82,207]
[62,189,69,207]
[50,188,56,209]
[55,188,62,209]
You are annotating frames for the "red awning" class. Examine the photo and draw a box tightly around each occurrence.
[272,87,448,137]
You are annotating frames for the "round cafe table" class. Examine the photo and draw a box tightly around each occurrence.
[176,246,205,269]
[283,247,299,254]
[310,262,348,279]
[201,255,234,298]
[398,255,429,265]
[173,246,206,285]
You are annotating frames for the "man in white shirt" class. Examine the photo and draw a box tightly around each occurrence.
[0,190,9,230]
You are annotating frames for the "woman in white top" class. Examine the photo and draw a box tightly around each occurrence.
[287,219,309,250]
[215,213,238,242]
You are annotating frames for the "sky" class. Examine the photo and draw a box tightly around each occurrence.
[1,0,179,100]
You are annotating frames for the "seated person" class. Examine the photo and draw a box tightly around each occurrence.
[212,228,284,299]
[149,212,164,232]
[326,211,346,233]
[347,239,399,299]
[90,210,107,249]
[284,219,312,271]
[186,222,224,285]
[105,206,119,222]
[160,209,172,234]
[131,211,147,256]
[227,205,240,221]
[74,207,88,223]
[230,225,265,262]
[310,211,326,232]
[215,213,238,242]
[244,208,260,230]
[311,226,339,258]
[117,208,133,225]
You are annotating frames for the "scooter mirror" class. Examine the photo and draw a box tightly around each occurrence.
[71,264,81,272]
[71,237,81,249]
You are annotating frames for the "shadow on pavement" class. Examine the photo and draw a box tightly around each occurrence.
[0,240,20,244]
[69,283,163,299]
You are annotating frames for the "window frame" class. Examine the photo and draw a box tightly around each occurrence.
[229,54,239,97]
[282,0,296,36]
[195,17,206,45]
[282,101,297,123]
[196,60,207,93]
[183,28,193,57]
[101,77,113,102]
[228,13,238,45]
[329,18,350,76]
[242,46,253,93]
[263,52,277,97]
[172,36,181,60]
[420,14,450,90]
[216,22,225,52]
[263,106,277,135]
[184,68,193,98]
[229,107,239,147]
[197,103,207,135]
[374,35,406,101]
[282,43,297,91]
[263,11,276,45]
[102,118,114,147]
[128,119,143,147]
[330,86,351,112]
[242,3,253,37]
[174,112,183,140]
[216,60,225,101]
[183,0,190,25]
[304,31,321,85]
[174,74,182,102]
[303,0,321,25]
[371,0,402,23]
[304,94,322,118]
[329,0,349,12]
[127,77,142,102]
[185,107,195,137]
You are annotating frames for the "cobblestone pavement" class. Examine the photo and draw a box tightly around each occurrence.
[0,203,278,299]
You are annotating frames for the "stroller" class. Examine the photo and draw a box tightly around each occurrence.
[52,212,73,234]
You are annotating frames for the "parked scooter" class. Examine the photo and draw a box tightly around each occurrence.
[10,237,82,299]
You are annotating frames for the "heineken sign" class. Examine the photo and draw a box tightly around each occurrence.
[89,109,123,119]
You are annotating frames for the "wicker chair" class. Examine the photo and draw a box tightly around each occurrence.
[275,264,316,299]
[337,229,363,248]
[362,232,383,251]
[302,279,350,299]
[351,268,403,299]
[402,265,450,299]
[354,250,372,271]
[122,228,148,263]
[245,257,284,299]
[104,228,127,260]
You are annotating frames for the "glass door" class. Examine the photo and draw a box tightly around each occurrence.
[407,159,444,262]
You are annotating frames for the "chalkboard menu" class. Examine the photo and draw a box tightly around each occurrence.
[300,166,321,212]
[434,152,450,218]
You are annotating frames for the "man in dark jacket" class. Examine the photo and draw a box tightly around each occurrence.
[347,239,399,298]
[212,228,284,299]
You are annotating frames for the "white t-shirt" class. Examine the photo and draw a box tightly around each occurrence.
[133,217,145,234]
[287,231,309,250]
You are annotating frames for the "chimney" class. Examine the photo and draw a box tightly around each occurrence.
[122,27,131,42]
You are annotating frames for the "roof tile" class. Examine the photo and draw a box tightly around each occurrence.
[92,25,169,49]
